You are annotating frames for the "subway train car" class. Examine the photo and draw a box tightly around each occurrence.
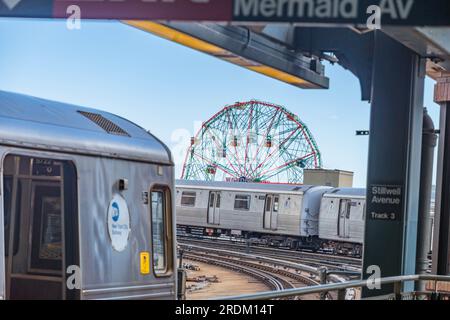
[176,180,332,249]
[176,180,366,255]
[0,91,176,300]
[318,188,366,256]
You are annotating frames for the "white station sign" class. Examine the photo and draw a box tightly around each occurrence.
[107,194,131,252]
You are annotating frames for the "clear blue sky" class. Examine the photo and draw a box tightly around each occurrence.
[0,18,440,187]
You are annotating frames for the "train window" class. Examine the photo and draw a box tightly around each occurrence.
[181,191,196,207]
[265,197,272,211]
[209,193,215,208]
[151,187,173,276]
[152,191,166,273]
[273,197,279,212]
[30,184,62,273]
[216,193,221,208]
[347,202,358,219]
[234,195,251,211]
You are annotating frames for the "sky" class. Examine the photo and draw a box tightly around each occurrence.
[0,18,440,187]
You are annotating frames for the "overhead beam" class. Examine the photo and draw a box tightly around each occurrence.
[293,27,374,101]
[125,21,329,89]
[383,27,450,76]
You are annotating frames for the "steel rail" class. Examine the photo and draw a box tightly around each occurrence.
[182,243,337,300]
[180,243,318,274]
[180,242,351,288]
[183,253,293,295]
[212,275,450,300]
[178,236,361,266]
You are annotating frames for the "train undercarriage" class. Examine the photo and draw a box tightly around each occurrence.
[177,225,363,258]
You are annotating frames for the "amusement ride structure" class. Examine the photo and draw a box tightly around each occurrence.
[181,100,322,183]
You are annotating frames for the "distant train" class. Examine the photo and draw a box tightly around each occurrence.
[176,180,366,256]
[0,90,176,300]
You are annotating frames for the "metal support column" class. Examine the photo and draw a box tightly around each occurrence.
[432,75,450,276]
[362,31,426,298]
[318,267,328,300]
[415,108,437,294]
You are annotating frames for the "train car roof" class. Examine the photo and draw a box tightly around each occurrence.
[323,188,366,199]
[176,179,313,194]
[0,90,172,164]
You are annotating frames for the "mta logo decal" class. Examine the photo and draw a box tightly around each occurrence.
[111,202,120,222]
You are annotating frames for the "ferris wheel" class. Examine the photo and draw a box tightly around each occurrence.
[181,100,322,183]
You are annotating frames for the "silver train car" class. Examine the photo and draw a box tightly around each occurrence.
[318,188,366,255]
[176,180,366,256]
[0,91,176,300]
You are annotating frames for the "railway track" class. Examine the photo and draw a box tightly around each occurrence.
[183,253,295,294]
[178,236,362,273]
[180,243,334,300]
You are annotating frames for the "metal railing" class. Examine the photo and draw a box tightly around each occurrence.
[214,274,450,300]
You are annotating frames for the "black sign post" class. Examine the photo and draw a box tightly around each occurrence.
[362,31,425,298]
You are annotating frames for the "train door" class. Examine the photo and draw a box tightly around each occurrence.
[2,155,79,300]
[207,191,220,225]
[338,199,351,238]
[263,194,279,230]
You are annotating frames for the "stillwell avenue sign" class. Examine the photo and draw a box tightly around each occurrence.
[0,0,449,26]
